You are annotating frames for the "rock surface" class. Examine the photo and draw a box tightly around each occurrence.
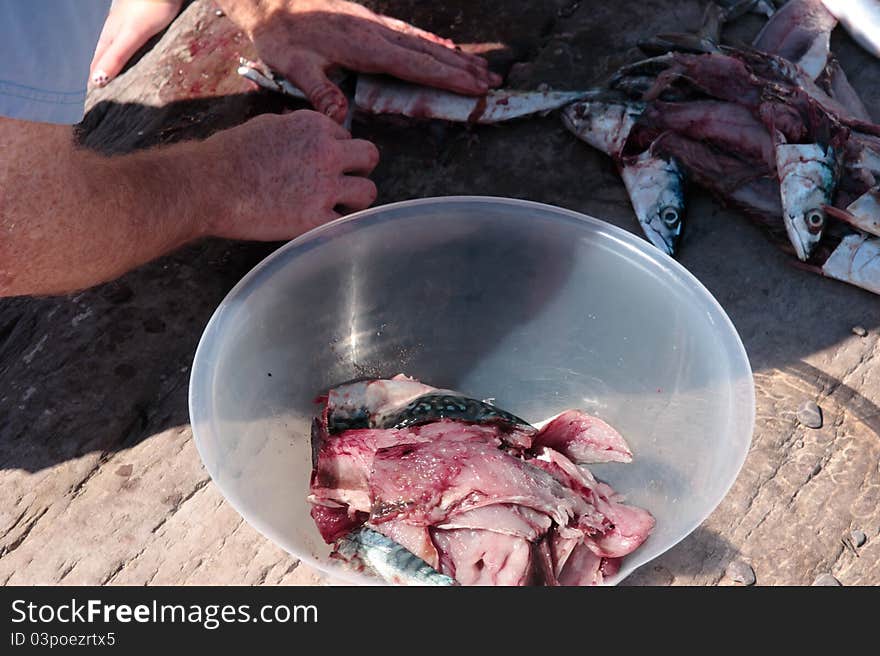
[2,0,880,586]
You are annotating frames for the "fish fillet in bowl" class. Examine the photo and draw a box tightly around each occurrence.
[188,196,755,585]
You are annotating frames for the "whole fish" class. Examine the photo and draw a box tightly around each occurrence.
[334,527,456,586]
[776,142,838,261]
[354,75,591,124]
[620,151,687,255]
[821,0,880,59]
[237,61,590,124]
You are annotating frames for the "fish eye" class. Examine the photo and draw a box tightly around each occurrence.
[660,207,680,227]
[805,209,825,233]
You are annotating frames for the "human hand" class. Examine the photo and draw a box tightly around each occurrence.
[90,0,183,86]
[200,110,379,240]
[218,0,501,123]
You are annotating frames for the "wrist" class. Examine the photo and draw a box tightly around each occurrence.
[215,0,283,39]
[162,137,234,241]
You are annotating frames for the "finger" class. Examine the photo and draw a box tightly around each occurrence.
[380,17,456,48]
[90,12,122,75]
[92,16,173,86]
[381,26,490,71]
[338,139,380,175]
[306,208,342,230]
[382,30,494,84]
[376,46,491,96]
[336,176,378,211]
[285,59,349,123]
[281,109,351,139]
[91,26,153,86]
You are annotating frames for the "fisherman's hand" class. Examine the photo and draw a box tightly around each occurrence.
[216,0,501,123]
[203,110,379,240]
[90,0,183,86]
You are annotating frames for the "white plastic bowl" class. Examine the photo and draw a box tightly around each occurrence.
[189,197,755,585]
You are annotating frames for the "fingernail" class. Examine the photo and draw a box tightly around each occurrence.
[324,103,340,118]
[92,70,110,87]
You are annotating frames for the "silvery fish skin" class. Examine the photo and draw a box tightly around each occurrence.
[753,0,836,80]
[323,376,449,434]
[561,100,646,158]
[821,0,880,59]
[620,151,687,255]
[335,528,456,586]
[825,187,880,236]
[821,232,880,294]
[382,393,533,432]
[354,75,591,124]
[776,143,838,261]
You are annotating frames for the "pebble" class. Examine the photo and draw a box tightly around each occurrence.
[852,325,868,337]
[797,400,823,429]
[115,464,133,477]
[851,529,867,548]
[215,9,224,17]
[812,573,841,586]
[725,560,756,586]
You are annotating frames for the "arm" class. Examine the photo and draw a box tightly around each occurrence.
[0,118,210,296]
[215,0,500,123]
[88,1,499,121]
[0,111,378,297]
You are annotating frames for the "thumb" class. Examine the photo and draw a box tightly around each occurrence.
[286,58,348,124]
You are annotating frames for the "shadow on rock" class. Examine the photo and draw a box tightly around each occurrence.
[621,525,739,586]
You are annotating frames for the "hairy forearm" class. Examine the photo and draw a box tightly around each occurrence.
[0,119,224,297]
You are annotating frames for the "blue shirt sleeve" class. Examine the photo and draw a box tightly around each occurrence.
[0,1,112,125]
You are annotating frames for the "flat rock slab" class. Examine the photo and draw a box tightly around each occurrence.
[2,0,880,586]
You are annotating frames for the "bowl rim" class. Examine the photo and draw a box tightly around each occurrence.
[188,195,756,586]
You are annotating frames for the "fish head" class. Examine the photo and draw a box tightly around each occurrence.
[562,100,645,158]
[776,144,837,261]
[785,207,827,261]
[644,197,686,256]
[621,154,686,255]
